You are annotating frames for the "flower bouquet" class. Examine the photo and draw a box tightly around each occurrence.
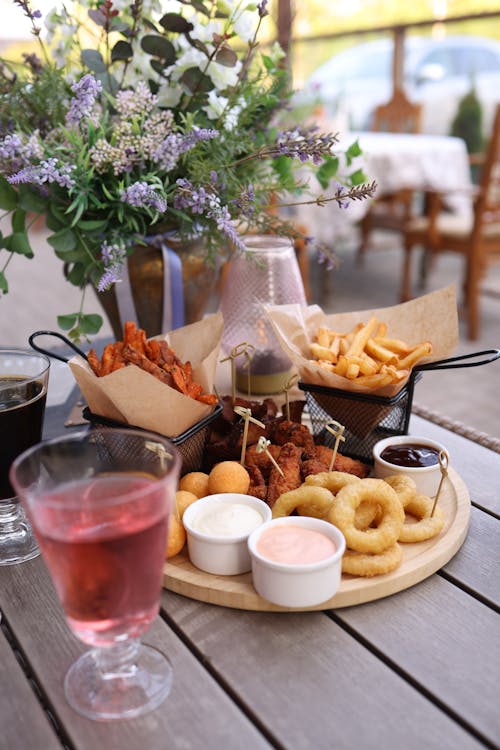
[0,0,375,340]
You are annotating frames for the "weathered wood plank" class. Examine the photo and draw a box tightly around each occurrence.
[0,562,272,750]
[410,415,500,515]
[335,575,500,748]
[441,505,500,608]
[0,627,62,750]
[164,591,484,750]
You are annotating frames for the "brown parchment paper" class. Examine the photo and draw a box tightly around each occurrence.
[69,312,224,438]
[264,285,458,397]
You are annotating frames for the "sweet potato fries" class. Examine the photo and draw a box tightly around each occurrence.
[87,321,218,405]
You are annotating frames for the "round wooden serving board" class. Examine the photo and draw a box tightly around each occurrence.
[163,467,470,611]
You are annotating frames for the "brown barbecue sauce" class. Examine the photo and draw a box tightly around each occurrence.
[380,443,440,468]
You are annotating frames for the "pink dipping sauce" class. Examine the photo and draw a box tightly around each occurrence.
[256,524,336,565]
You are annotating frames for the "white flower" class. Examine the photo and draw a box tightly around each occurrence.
[269,42,286,64]
[203,91,229,120]
[189,19,224,44]
[156,84,182,109]
[232,10,257,42]
[206,59,242,91]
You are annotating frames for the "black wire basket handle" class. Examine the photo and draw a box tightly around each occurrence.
[414,349,500,372]
[28,330,88,364]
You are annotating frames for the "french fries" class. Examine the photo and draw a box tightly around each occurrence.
[87,321,218,405]
[309,318,432,390]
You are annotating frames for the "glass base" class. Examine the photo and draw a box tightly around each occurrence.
[64,642,173,721]
[0,505,39,566]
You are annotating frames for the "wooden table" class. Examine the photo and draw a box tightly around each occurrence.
[1,377,499,750]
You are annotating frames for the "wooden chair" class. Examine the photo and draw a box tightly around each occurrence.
[357,88,423,262]
[401,103,500,340]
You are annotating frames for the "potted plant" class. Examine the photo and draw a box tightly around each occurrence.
[0,0,374,341]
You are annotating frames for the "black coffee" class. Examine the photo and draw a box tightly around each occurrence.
[0,376,47,499]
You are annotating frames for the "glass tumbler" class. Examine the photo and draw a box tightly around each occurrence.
[220,235,306,394]
[0,348,50,565]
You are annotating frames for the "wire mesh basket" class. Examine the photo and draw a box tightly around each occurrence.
[299,349,500,463]
[82,404,222,475]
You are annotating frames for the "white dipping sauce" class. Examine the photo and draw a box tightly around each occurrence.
[192,502,263,537]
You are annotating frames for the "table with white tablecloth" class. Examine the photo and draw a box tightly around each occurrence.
[291,131,473,246]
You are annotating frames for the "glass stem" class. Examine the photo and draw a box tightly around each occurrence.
[94,639,141,680]
[0,498,23,536]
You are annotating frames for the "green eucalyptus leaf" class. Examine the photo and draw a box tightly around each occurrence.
[80,314,103,335]
[316,156,340,190]
[215,46,237,68]
[111,40,133,62]
[17,186,48,213]
[95,71,120,96]
[12,209,26,233]
[159,13,194,33]
[0,176,18,210]
[47,227,78,253]
[57,314,78,331]
[81,49,107,73]
[141,35,176,64]
[180,67,213,93]
[345,139,362,166]
[349,168,368,186]
[66,262,86,286]
[0,271,8,294]
[150,59,168,75]
[9,232,33,257]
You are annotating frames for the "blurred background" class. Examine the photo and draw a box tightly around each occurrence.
[1,0,499,437]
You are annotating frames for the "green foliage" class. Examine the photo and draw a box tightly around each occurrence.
[450,87,484,155]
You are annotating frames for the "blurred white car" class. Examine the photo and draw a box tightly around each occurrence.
[299,35,500,137]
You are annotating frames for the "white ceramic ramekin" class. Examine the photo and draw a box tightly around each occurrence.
[372,435,449,497]
[182,493,272,575]
[247,516,345,608]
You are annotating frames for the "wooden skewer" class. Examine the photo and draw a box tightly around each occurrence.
[431,449,449,517]
[282,373,299,421]
[324,420,346,472]
[220,343,255,401]
[234,406,265,466]
[256,436,284,478]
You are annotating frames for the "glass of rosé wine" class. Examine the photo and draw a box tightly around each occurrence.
[0,348,50,565]
[10,427,181,721]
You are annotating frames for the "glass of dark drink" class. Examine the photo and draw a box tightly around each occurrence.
[10,428,181,721]
[0,348,50,565]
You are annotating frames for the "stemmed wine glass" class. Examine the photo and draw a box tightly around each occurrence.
[0,348,50,565]
[10,427,181,721]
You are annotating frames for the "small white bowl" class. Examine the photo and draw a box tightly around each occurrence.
[247,517,345,608]
[182,493,271,575]
[372,435,449,497]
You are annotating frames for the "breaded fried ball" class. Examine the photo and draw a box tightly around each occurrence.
[175,490,198,520]
[208,461,250,495]
[178,471,210,498]
[166,515,186,558]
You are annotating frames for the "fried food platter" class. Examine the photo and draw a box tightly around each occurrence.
[163,466,470,611]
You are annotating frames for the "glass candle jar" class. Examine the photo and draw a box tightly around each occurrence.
[219,235,307,394]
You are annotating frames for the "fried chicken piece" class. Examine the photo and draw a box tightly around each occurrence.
[267,442,303,508]
[270,420,316,454]
[301,457,329,480]
[245,443,282,480]
[245,464,267,502]
[313,444,370,478]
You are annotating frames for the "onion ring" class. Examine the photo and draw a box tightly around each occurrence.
[399,494,445,543]
[354,501,380,530]
[383,475,417,508]
[272,485,335,520]
[329,478,404,554]
[341,543,403,577]
[304,471,361,494]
